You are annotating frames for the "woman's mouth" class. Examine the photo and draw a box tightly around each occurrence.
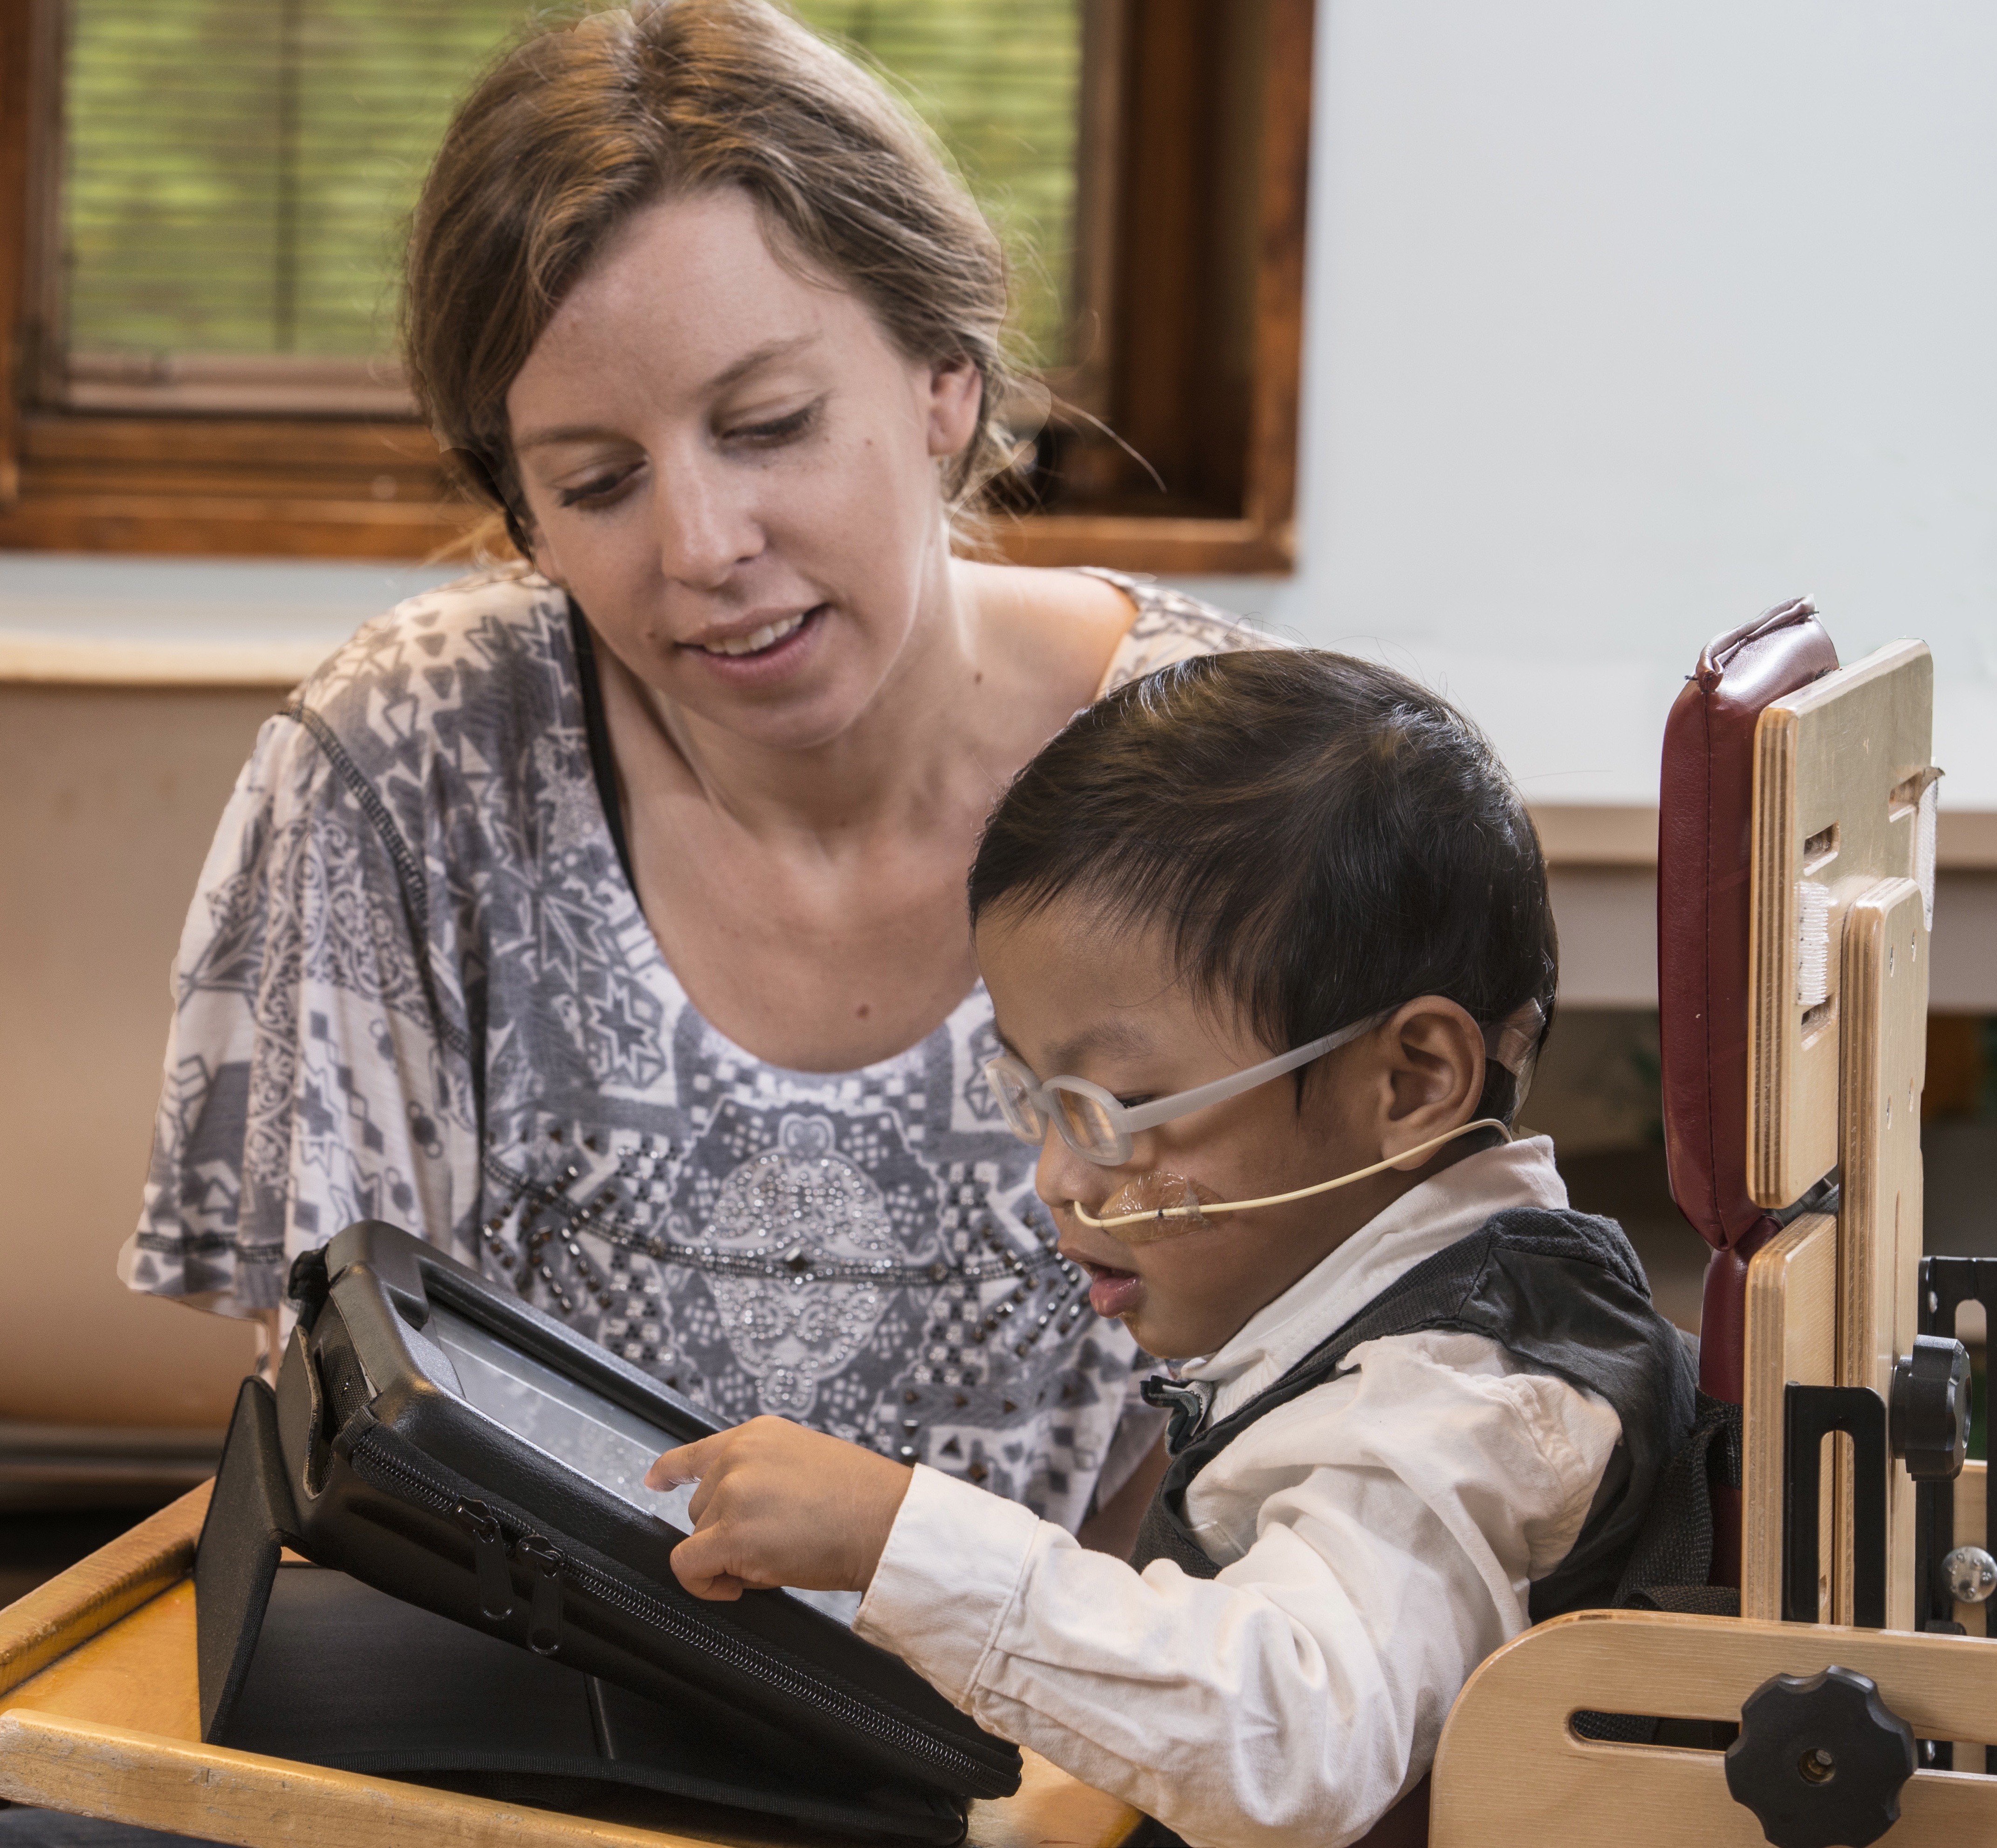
[1081,1261,1145,1319]
[697,610,809,655]
[683,605,826,673]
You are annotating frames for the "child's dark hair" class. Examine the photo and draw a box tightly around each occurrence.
[968,649,1558,1123]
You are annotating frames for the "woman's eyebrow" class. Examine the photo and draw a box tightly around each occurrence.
[514,335,819,452]
[704,332,818,394]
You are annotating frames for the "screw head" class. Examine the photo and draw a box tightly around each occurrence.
[1942,1545,1997,1606]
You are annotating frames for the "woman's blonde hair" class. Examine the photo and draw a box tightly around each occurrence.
[405,0,1016,540]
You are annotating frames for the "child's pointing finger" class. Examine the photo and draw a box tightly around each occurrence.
[645,1435,713,1492]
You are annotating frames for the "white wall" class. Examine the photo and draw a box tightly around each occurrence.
[6,0,1996,814]
[0,553,459,654]
[1187,0,1997,813]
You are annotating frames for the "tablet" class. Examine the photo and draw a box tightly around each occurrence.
[422,1300,861,1625]
[265,1219,999,1805]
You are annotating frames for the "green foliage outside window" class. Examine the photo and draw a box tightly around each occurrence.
[61,0,1081,372]
[792,0,1082,365]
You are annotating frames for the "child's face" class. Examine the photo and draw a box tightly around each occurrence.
[976,895,1469,1361]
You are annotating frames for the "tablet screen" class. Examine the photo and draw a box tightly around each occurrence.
[421,1303,860,1627]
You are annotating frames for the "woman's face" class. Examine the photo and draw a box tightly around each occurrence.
[506,186,982,751]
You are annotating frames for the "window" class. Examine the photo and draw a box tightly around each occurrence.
[50,0,1084,406]
[0,0,1310,570]
[55,0,526,409]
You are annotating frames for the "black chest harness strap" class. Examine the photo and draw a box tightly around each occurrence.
[1127,1207,1701,1621]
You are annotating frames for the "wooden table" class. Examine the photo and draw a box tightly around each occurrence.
[0,1486,1139,1848]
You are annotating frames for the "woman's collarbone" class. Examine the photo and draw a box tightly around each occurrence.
[651,890,981,1071]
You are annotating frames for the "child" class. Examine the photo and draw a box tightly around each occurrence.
[648,650,1695,1848]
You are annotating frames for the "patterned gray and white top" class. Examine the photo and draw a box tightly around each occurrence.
[122,566,1257,1529]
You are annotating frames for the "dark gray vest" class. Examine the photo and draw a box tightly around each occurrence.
[1128,1207,1701,1621]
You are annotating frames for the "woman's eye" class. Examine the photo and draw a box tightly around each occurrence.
[725,402,817,447]
[1113,1094,1157,1111]
[555,467,637,509]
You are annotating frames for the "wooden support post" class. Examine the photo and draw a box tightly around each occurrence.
[1836,878,1928,1630]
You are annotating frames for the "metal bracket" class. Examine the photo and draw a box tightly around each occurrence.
[1916,1255,1997,1632]
[1785,1383,1887,1627]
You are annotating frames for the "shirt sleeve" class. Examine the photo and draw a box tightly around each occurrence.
[119,707,478,1316]
[854,1336,1622,1848]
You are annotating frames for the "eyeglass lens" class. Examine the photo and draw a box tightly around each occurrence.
[984,1062,1129,1161]
[987,1064,1045,1141]
[1053,1089,1120,1160]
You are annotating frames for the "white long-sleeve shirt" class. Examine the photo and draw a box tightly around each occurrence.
[853,1136,1625,1848]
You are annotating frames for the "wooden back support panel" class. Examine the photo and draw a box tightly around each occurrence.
[1745,641,1935,1631]
[1748,639,1935,1209]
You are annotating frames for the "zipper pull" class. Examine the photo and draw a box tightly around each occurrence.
[455,1499,514,1621]
[515,1533,565,1655]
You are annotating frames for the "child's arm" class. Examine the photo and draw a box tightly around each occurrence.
[652,1343,1617,1848]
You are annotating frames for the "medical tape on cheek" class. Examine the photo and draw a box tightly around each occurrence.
[1090,1171,1222,1245]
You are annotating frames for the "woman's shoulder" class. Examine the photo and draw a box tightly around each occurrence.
[283,563,576,783]
[300,562,568,709]
[1080,569,1283,696]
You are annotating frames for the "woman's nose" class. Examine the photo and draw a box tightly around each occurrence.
[649,451,762,588]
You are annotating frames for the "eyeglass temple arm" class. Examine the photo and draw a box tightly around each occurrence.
[1113,1012,1386,1135]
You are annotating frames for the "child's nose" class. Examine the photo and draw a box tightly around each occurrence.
[1034,1128,1115,1216]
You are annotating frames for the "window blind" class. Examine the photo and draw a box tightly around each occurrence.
[59,0,1083,411]
[792,0,1082,364]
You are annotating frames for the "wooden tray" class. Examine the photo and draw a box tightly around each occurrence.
[0,1485,1139,1848]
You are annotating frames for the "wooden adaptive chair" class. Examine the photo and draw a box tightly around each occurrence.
[1431,604,1996,1846]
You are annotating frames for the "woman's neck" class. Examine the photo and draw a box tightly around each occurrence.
[586,551,1137,1070]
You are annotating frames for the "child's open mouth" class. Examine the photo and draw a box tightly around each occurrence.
[1080,1261,1145,1319]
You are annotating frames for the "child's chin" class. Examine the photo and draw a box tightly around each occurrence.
[1119,1304,1208,1366]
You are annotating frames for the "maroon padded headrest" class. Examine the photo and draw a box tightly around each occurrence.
[1657,600,1839,1254]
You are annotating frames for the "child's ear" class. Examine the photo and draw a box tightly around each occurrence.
[1375,998,1487,1170]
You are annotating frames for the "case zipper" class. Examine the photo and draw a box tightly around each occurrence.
[347,1427,1006,1794]
[453,1498,515,1621]
[515,1531,566,1654]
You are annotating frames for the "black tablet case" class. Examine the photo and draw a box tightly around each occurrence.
[194,1219,1020,1842]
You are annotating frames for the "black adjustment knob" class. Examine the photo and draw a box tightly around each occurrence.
[1724,1667,1915,1848]
[1890,1334,1971,1482]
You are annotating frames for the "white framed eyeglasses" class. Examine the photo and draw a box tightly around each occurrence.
[981,1011,1389,1167]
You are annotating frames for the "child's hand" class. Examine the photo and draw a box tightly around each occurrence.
[645,1416,914,1601]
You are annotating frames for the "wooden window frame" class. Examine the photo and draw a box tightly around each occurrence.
[0,0,1310,573]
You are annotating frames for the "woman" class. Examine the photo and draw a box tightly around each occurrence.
[122,0,1256,1546]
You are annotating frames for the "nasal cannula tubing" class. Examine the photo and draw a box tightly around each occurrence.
[1068,1118,1512,1231]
